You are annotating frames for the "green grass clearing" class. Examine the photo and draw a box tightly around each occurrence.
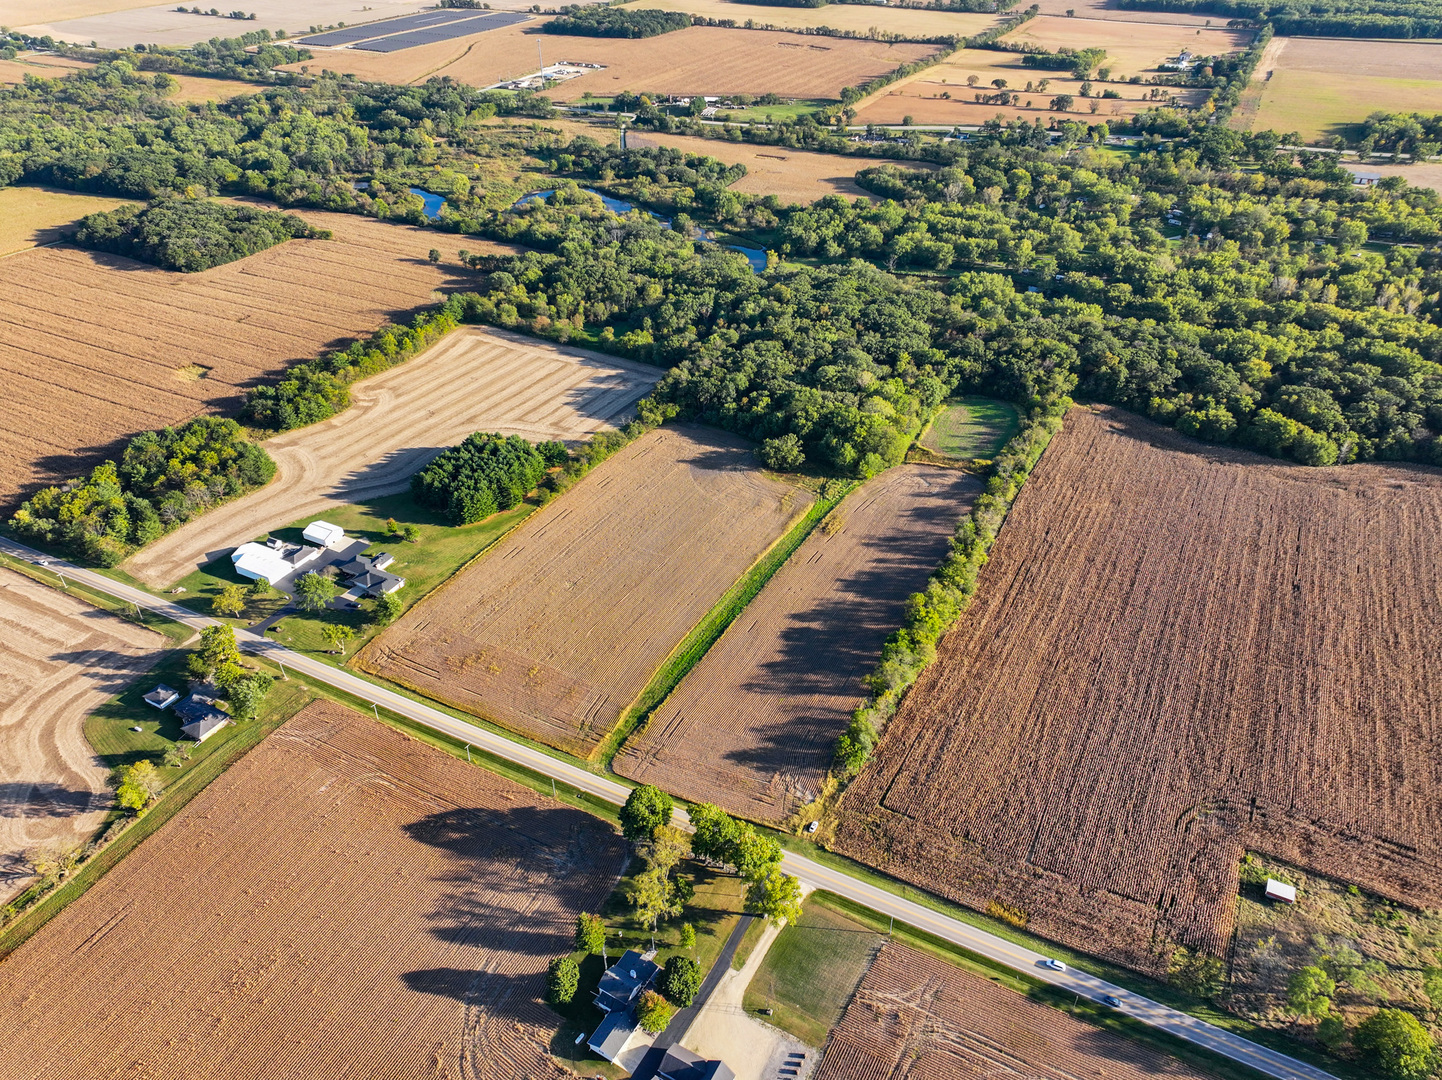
[743,893,885,1046]
[920,396,1020,461]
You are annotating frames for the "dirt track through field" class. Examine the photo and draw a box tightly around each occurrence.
[617,465,979,822]
[0,567,163,903]
[816,943,1213,1080]
[124,328,659,588]
[835,406,1442,975]
[0,209,510,510]
[359,425,812,756]
[0,700,627,1079]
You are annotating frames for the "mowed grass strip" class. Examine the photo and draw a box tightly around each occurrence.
[920,396,1020,461]
[742,893,885,1047]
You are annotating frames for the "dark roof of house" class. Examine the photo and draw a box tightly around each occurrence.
[181,714,229,741]
[587,1010,636,1062]
[336,555,403,597]
[174,694,228,725]
[595,950,658,1012]
[658,1045,735,1080]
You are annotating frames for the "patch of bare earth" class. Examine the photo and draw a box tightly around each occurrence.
[358,425,812,757]
[0,700,628,1079]
[0,568,163,903]
[124,327,659,588]
[816,942,1215,1080]
[617,465,979,822]
[835,406,1442,976]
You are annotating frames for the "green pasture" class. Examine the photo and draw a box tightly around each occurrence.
[920,397,1020,461]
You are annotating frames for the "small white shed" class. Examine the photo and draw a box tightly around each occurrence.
[303,520,346,549]
[1264,878,1297,904]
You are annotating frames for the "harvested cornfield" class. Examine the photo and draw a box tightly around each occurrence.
[0,208,509,509]
[816,943,1215,1080]
[835,406,1442,975]
[284,23,937,99]
[0,700,627,1079]
[359,425,812,756]
[617,465,978,821]
[999,17,1250,79]
[0,567,163,904]
[125,327,659,589]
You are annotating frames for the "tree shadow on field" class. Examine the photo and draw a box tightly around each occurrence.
[0,781,99,819]
[399,804,627,1016]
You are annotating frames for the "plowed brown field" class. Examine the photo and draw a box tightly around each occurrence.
[816,943,1214,1080]
[124,327,659,589]
[285,23,936,99]
[0,700,627,1079]
[359,425,812,756]
[835,406,1442,974]
[0,208,510,510]
[0,567,163,903]
[617,465,979,822]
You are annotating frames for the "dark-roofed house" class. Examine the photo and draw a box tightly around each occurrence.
[594,949,659,1014]
[587,1010,639,1063]
[173,694,231,742]
[143,684,180,710]
[335,553,405,598]
[658,1045,735,1080]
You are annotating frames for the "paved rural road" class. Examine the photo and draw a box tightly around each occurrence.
[0,537,1336,1080]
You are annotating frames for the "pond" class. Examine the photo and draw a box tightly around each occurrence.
[409,187,446,219]
[513,188,767,271]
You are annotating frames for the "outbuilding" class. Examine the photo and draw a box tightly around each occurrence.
[143,684,180,710]
[1264,878,1297,904]
[303,521,347,549]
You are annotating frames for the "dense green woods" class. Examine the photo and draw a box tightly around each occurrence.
[1114,0,1442,38]
[9,419,274,564]
[544,6,693,36]
[72,198,329,271]
[411,434,566,523]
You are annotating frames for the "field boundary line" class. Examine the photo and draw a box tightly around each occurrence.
[0,535,1337,1080]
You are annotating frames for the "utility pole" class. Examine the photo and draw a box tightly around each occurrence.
[372,702,379,722]
[466,744,472,763]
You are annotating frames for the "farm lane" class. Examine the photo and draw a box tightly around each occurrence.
[0,535,1337,1080]
[124,327,660,588]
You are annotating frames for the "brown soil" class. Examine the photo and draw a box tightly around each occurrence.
[0,567,163,903]
[124,327,660,589]
[0,208,512,510]
[834,406,1442,976]
[0,700,627,1079]
[287,23,937,99]
[359,425,812,756]
[816,942,1214,1080]
[617,465,979,823]
[1000,16,1252,79]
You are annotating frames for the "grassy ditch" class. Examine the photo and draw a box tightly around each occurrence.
[595,478,855,767]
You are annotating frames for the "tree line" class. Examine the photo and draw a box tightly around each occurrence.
[1113,0,1442,37]
[411,433,567,524]
[72,197,329,272]
[544,6,693,36]
[9,418,274,565]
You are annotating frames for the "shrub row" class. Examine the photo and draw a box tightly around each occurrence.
[834,395,1069,776]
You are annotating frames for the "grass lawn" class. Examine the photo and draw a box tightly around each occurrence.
[712,100,830,123]
[920,396,1020,461]
[155,491,535,661]
[742,893,885,1046]
[547,861,751,1072]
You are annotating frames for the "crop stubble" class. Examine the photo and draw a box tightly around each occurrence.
[816,942,1213,1080]
[284,23,936,98]
[0,567,163,904]
[0,209,511,510]
[0,700,627,1079]
[124,327,659,588]
[359,425,812,756]
[834,407,1442,973]
[617,465,979,822]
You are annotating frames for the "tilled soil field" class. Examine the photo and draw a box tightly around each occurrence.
[125,327,659,588]
[0,567,163,903]
[284,23,936,99]
[835,406,1442,974]
[359,425,811,756]
[0,209,508,509]
[816,943,1214,1080]
[0,700,627,1079]
[617,465,978,822]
